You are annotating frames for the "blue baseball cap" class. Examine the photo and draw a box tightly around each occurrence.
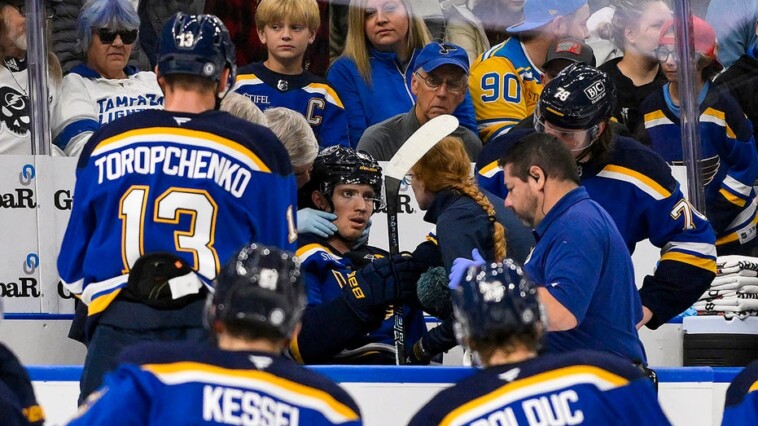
[507,0,587,33]
[414,42,470,75]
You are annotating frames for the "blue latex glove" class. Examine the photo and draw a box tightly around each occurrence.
[298,208,337,237]
[448,248,486,290]
[352,218,372,249]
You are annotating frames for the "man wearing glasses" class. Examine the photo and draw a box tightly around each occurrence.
[357,41,481,161]
[0,0,64,154]
[53,0,164,157]
[290,145,427,364]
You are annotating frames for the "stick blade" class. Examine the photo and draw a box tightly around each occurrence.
[385,114,459,179]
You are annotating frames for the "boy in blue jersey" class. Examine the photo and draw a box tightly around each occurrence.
[289,146,427,364]
[722,359,758,424]
[643,17,758,256]
[68,243,362,426]
[57,13,298,402]
[233,0,350,148]
[476,63,717,331]
[409,260,670,426]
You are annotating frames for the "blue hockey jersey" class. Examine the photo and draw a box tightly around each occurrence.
[476,130,717,328]
[642,82,758,254]
[289,233,426,364]
[408,350,670,426]
[67,341,361,425]
[57,109,298,335]
[234,62,350,148]
[722,359,758,425]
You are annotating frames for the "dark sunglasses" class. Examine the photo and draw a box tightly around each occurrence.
[95,28,138,45]
[12,3,55,19]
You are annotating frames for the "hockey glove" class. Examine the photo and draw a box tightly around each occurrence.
[341,254,425,322]
[298,208,337,238]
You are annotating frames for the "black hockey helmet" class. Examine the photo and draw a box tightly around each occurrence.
[209,243,305,339]
[308,146,384,209]
[536,63,616,131]
[452,259,544,344]
[157,13,237,88]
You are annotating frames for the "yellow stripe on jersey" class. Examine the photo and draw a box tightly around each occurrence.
[143,362,359,422]
[93,127,271,173]
[234,74,263,85]
[87,288,122,316]
[304,83,345,108]
[717,214,758,245]
[478,160,501,178]
[296,243,341,262]
[749,379,758,393]
[289,335,305,364]
[597,165,671,200]
[720,188,747,207]
[661,251,717,273]
[440,365,630,426]
[643,110,673,129]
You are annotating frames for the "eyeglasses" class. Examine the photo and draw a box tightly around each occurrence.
[11,3,55,19]
[414,72,467,94]
[95,28,139,45]
[654,46,679,62]
[335,188,382,209]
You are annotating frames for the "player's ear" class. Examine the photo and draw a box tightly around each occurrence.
[312,191,329,211]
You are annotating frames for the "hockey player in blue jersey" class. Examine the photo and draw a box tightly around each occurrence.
[643,17,758,256]
[289,146,427,364]
[722,359,758,425]
[67,243,362,426]
[476,63,717,330]
[57,12,298,401]
[233,0,350,148]
[408,260,671,426]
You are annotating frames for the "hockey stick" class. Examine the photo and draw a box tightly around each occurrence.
[384,114,459,365]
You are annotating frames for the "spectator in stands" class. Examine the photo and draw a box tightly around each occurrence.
[598,0,671,138]
[642,16,758,256]
[716,17,758,144]
[54,0,164,157]
[51,0,150,73]
[0,0,64,155]
[705,0,758,69]
[233,0,349,148]
[357,41,481,161]
[470,0,524,48]
[219,91,268,126]
[440,0,489,65]
[327,0,477,144]
[135,0,203,69]
[468,0,589,144]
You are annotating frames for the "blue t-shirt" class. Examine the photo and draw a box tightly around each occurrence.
[524,187,645,363]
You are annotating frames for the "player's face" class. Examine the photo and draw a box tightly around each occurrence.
[87,28,135,79]
[503,165,540,228]
[628,1,671,58]
[557,4,590,40]
[258,19,315,66]
[411,65,468,123]
[330,183,377,241]
[1,4,26,56]
[538,118,596,158]
[364,0,410,55]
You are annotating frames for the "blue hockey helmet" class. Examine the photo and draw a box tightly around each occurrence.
[452,259,544,344]
[210,243,305,339]
[157,13,237,87]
